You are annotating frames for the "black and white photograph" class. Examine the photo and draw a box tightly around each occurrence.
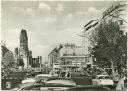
[1,0,127,91]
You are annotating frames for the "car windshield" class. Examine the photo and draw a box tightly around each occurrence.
[26,75,34,78]
[99,76,110,79]
[46,78,76,86]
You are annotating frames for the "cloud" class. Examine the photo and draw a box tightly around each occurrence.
[55,28,82,45]
[65,13,73,21]
[35,15,57,23]
[26,8,35,18]
[27,8,34,13]
[75,11,84,15]
[88,7,101,13]
[55,4,64,12]
[87,7,102,19]
[31,44,52,62]
[38,2,51,11]
[43,16,57,23]
[12,7,25,13]
[2,2,105,61]
[2,28,20,51]
[36,44,44,48]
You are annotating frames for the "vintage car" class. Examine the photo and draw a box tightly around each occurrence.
[12,78,111,91]
[22,78,36,84]
[22,74,52,84]
[22,74,36,84]
[92,75,114,86]
[35,74,53,83]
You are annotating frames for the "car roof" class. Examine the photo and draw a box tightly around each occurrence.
[46,78,76,86]
[47,77,71,81]
[97,75,109,77]
[36,74,52,77]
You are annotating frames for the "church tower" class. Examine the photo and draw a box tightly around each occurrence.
[19,29,29,68]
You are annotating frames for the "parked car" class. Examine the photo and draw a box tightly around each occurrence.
[92,75,114,87]
[11,78,111,91]
[35,74,53,78]
[40,78,76,90]
[35,74,53,83]
[12,84,111,91]
[22,78,35,84]
[22,74,35,84]
[11,78,76,91]
[45,77,76,86]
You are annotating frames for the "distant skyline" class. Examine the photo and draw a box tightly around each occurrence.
[1,1,116,62]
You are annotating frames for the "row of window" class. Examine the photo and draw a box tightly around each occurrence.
[61,62,86,65]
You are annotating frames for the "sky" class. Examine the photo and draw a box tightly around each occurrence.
[1,1,116,62]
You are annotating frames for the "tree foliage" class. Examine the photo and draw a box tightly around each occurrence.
[18,57,24,67]
[2,51,15,68]
[90,19,127,72]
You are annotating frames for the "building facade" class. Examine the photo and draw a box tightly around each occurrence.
[31,56,42,68]
[83,20,99,55]
[59,43,93,72]
[83,20,99,68]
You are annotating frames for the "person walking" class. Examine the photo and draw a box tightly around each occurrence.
[116,75,126,91]
[66,71,71,78]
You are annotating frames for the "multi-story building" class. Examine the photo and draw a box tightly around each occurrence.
[59,43,93,72]
[83,20,99,55]
[31,56,42,68]
[82,20,99,68]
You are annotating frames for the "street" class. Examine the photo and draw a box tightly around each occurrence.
[2,71,120,90]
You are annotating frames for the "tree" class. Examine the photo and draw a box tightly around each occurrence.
[48,44,63,69]
[1,45,9,57]
[90,19,127,74]
[18,57,24,67]
[2,51,15,68]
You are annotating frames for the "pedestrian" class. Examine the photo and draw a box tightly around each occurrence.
[116,75,126,91]
[50,70,53,75]
[60,71,66,77]
[66,71,70,78]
